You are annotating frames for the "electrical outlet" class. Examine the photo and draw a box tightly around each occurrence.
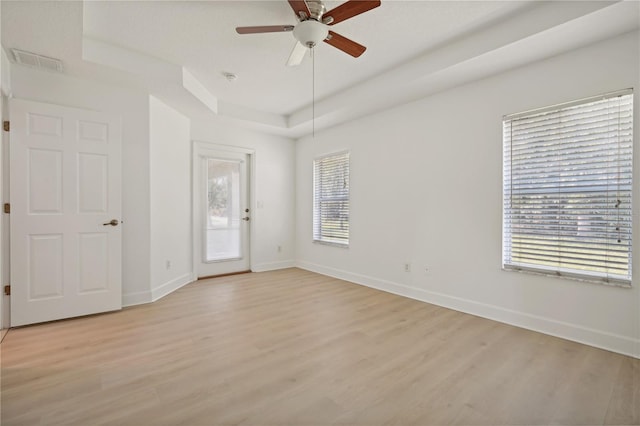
[166,260,171,270]
[404,263,411,272]
[277,245,282,253]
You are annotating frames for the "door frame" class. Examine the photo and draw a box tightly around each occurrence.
[191,141,255,278]
[1,94,11,330]
[0,94,6,330]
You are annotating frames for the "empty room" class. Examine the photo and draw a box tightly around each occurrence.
[0,0,639,425]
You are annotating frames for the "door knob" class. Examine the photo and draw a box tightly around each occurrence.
[242,217,250,221]
[103,219,119,226]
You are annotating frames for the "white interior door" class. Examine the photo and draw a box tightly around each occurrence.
[10,99,122,326]
[194,145,250,278]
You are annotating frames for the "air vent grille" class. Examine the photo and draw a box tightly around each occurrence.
[11,49,63,73]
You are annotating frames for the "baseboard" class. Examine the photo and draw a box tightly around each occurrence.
[122,272,195,307]
[296,260,640,359]
[151,272,195,302]
[123,261,293,307]
[122,290,152,307]
[252,260,296,272]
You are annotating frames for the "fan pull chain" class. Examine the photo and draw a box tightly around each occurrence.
[616,96,622,244]
[312,47,315,138]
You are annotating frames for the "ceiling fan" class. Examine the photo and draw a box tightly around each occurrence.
[236,0,381,66]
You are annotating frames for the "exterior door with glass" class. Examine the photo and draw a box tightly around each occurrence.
[194,145,250,278]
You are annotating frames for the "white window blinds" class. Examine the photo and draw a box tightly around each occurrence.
[313,151,350,246]
[503,90,633,285]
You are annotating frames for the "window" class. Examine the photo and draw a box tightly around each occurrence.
[313,151,350,246]
[503,90,633,285]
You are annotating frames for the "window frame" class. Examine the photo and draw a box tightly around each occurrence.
[502,89,634,286]
[313,150,350,247]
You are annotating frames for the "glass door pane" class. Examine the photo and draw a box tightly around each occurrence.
[205,158,241,261]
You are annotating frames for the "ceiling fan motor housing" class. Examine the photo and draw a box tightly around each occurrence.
[293,20,329,48]
[235,0,381,62]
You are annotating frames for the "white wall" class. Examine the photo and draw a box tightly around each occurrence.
[10,67,152,302]
[191,118,296,272]
[296,31,640,358]
[149,96,192,300]
[6,67,297,311]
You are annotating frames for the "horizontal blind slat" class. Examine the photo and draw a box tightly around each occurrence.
[313,152,350,245]
[503,92,633,282]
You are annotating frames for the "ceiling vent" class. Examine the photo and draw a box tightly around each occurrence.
[11,49,63,73]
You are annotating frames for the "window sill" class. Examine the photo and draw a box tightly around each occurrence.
[502,265,631,288]
[313,240,349,249]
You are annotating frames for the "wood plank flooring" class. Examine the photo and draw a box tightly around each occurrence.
[1,268,638,425]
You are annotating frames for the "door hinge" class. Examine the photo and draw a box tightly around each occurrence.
[4,285,10,296]
[3,203,9,214]
[3,121,9,132]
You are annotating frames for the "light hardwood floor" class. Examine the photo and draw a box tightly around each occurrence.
[1,268,638,425]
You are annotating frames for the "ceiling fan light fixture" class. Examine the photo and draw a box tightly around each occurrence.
[235,0,381,63]
[293,20,328,48]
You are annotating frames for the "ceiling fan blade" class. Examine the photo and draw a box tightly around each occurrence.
[324,0,381,25]
[286,42,308,67]
[324,31,366,57]
[288,0,311,20]
[236,25,294,34]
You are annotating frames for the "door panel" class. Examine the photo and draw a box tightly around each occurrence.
[28,234,63,299]
[10,99,122,326]
[194,145,250,278]
[28,149,63,213]
[78,153,108,212]
[78,233,109,293]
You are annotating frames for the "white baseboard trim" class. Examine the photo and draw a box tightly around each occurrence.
[296,260,640,359]
[123,272,195,307]
[151,272,195,302]
[252,260,296,272]
[122,290,152,307]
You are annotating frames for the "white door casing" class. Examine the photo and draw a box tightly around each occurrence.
[2,95,9,330]
[193,142,252,278]
[0,94,4,331]
[10,99,122,326]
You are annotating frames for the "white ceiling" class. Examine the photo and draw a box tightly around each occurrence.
[2,1,639,138]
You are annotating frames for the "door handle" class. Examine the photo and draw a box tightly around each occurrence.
[242,217,250,221]
[103,219,120,226]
